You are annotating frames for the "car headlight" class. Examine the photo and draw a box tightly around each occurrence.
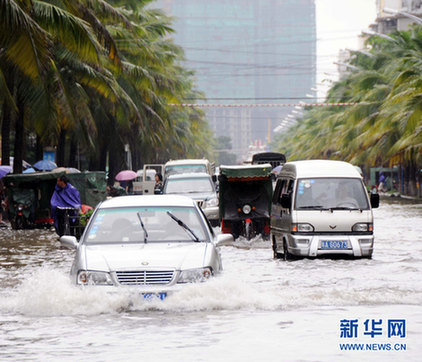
[77,271,113,285]
[292,223,314,232]
[242,204,252,214]
[178,267,212,283]
[205,197,218,207]
[352,223,373,232]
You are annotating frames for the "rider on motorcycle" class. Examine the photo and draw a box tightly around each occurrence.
[50,175,81,236]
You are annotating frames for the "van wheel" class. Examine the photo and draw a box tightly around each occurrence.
[272,235,280,259]
[283,239,291,261]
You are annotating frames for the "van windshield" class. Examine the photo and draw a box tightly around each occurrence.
[295,178,369,210]
[165,164,207,176]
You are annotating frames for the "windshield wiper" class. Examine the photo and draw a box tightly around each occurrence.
[298,205,328,210]
[166,211,200,242]
[137,212,148,243]
[329,207,362,212]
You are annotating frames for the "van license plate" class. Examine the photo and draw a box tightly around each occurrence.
[320,240,348,249]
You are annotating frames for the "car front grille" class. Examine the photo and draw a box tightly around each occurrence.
[115,270,175,285]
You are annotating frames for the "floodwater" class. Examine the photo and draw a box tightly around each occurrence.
[0,198,421,361]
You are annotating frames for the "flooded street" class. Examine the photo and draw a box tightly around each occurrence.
[1,198,422,361]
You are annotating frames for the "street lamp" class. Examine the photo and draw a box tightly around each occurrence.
[346,48,375,58]
[334,61,359,71]
[362,30,395,42]
[383,7,422,24]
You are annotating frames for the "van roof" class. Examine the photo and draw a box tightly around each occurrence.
[279,160,362,179]
[165,159,210,166]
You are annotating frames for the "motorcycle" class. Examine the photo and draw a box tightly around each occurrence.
[14,203,29,229]
[9,188,35,230]
[218,164,273,240]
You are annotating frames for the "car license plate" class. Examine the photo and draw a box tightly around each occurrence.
[320,240,348,249]
[142,292,167,301]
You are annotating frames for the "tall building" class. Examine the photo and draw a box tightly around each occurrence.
[372,0,422,33]
[156,0,316,161]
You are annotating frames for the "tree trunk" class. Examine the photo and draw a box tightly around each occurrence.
[99,142,108,171]
[1,103,11,166]
[35,134,43,161]
[56,128,66,167]
[408,158,417,196]
[68,136,77,168]
[13,97,24,174]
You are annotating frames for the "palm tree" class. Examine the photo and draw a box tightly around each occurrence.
[1,0,213,178]
[272,26,422,195]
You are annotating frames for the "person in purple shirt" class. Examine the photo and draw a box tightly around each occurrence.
[51,175,81,236]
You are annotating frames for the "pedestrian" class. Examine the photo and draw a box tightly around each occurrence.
[51,175,81,236]
[378,172,386,192]
[154,173,164,194]
[0,180,7,227]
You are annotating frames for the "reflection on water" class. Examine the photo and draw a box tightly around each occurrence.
[0,198,421,360]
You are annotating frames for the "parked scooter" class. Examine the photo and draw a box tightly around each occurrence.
[13,203,30,229]
[9,188,35,230]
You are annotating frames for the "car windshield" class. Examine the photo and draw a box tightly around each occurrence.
[165,164,207,176]
[295,178,369,210]
[85,206,208,243]
[164,178,214,194]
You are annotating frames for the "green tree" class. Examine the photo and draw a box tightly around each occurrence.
[273,26,422,196]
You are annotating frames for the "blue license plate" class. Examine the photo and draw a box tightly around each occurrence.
[320,240,348,249]
[142,292,167,300]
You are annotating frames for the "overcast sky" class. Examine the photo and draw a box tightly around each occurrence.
[316,0,377,96]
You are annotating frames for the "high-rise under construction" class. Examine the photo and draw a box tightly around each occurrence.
[156,0,316,161]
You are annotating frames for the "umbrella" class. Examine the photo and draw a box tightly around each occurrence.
[0,157,31,169]
[0,165,12,179]
[115,170,137,181]
[54,166,81,174]
[33,160,58,171]
[271,165,283,173]
[23,167,36,174]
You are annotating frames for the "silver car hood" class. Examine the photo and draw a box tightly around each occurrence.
[170,192,216,201]
[84,242,209,271]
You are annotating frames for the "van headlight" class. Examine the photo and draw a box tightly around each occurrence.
[77,271,113,285]
[292,223,314,232]
[178,268,212,283]
[205,197,218,207]
[352,223,373,232]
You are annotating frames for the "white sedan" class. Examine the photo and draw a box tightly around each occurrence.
[60,195,232,299]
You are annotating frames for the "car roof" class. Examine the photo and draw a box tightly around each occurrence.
[166,172,212,180]
[279,160,362,179]
[99,195,197,209]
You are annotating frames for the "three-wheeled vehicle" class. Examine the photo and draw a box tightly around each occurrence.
[219,164,273,240]
[3,170,106,236]
[251,152,286,169]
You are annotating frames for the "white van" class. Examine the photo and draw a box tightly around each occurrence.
[132,164,163,195]
[271,160,379,259]
[164,159,215,179]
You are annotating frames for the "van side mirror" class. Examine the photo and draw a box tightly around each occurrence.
[280,193,291,209]
[370,193,379,208]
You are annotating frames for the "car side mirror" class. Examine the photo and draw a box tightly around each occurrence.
[216,233,234,246]
[280,193,291,209]
[370,193,379,208]
[60,235,78,249]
